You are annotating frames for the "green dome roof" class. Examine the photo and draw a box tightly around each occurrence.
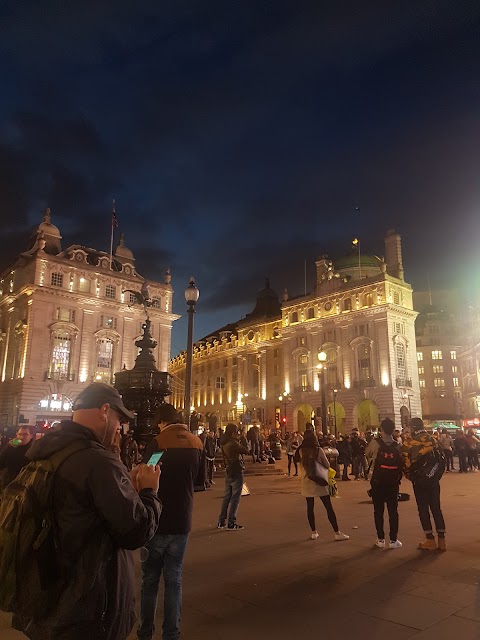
[335,253,379,269]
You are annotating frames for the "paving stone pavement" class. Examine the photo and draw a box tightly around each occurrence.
[2,464,480,639]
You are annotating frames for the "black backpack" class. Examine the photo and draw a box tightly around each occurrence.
[412,448,446,485]
[371,439,403,485]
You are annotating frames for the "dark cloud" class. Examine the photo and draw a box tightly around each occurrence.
[0,0,479,352]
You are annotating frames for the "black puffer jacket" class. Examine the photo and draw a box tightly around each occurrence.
[24,421,161,640]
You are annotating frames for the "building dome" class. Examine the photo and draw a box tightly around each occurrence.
[245,278,281,319]
[335,253,379,270]
[29,208,62,255]
[115,232,135,261]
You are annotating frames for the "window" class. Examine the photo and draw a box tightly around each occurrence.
[253,368,259,390]
[325,348,338,386]
[452,365,458,374]
[418,366,424,375]
[396,343,407,382]
[364,293,373,307]
[215,376,225,389]
[307,307,315,319]
[105,284,116,299]
[273,364,279,376]
[291,312,299,323]
[433,365,444,374]
[393,291,400,305]
[417,352,423,361]
[355,324,368,336]
[297,337,306,347]
[301,374,308,391]
[151,297,161,309]
[78,277,90,293]
[300,354,308,364]
[419,379,426,388]
[453,377,459,387]
[95,338,114,381]
[51,272,63,287]
[50,331,71,379]
[433,378,445,388]
[393,322,404,335]
[450,350,457,360]
[432,350,443,360]
[273,349,279,358]
[232,369,237,383]
[324,330,336,342]
[343,298,352,311]
[101,316,117,330]
[56,308,75,322]
[358,344,371,381]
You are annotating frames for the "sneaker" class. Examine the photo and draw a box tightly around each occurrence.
[334,532,350,541]
[217,522,226,529]
[375,539,386,548]
[389,540,403,549]
[227,523,244,530]
[311,532,319,540]
[210,480,215,485]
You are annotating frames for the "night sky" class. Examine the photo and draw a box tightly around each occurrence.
[1,1,479,356]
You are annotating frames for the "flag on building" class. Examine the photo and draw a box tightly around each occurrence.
[112,200,118,228]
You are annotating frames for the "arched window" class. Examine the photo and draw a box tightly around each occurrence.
[357,344,372,381]
[297,353,309,390]
[39,393,73,412]
[396,342,407,385]
[343,298,352,311]
[95,337,114,382]
[307,307,315,319]
[291,311,299,324]
[48,331,72,380]
[325,348,338,386]
[364,292,373,307]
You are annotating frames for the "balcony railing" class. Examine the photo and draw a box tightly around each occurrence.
[353,378,376,388]
[45,370,76,382]
[396,377,412,388]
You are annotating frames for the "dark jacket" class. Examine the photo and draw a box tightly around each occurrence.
[24,421,161,640]
[221,436,248,478]
[0,440,33,487]
[337,439,353,464]
[143,423,205,534]
[350,436,367,456]
[204,436,217,459]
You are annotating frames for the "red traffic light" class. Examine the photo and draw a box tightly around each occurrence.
[282,417,287,423]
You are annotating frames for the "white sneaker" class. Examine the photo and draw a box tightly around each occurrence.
[311,532,319,540]
[389,540,403,549]
[375,539,386,548]
[334,531,349,541]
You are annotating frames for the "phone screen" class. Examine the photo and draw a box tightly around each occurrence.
[147,451,164,466]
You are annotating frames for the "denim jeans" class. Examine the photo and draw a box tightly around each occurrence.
[413,481,446,534]
[138,533,189,640]
[219,474,243,524]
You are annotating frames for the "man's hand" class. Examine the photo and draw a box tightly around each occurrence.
[136,463,161,493]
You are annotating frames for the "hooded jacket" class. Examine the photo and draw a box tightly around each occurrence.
[24,420,161,640]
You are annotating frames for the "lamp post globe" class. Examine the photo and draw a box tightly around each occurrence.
[317,351,328,435]
[184,277,199,429]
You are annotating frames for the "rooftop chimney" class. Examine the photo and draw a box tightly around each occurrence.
[384,229,404,280]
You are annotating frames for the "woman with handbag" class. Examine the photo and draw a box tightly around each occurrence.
[294,430,349,541]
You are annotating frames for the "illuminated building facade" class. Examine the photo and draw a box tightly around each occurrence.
[170,231,420,433]
[413,290,463,426]
[0,209,177,428]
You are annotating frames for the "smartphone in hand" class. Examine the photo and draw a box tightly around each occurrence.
[147,451,164,466]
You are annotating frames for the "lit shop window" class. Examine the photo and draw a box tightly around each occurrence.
[39,393,72,412]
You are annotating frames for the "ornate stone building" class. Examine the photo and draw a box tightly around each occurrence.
[170,230,421,433]
[0,209,177,428]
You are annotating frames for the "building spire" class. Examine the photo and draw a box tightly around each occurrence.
[44,207,51,224]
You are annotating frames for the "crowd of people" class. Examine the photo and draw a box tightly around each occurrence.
[0,389,474,640]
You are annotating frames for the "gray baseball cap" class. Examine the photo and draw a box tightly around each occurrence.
[73,383,134,420]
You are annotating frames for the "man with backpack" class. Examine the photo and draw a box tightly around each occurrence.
[402,417,447,551]
[0,382,162,640]
[365,418,403,549]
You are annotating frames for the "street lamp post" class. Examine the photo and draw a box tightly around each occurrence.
[278,391,291,436]
[333,388,338,438]
[184,277,199,430]
[317,351,328,435]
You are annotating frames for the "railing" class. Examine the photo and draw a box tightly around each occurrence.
[396,377,412,388]
[353,378,376,388]
[45,371,76,382]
